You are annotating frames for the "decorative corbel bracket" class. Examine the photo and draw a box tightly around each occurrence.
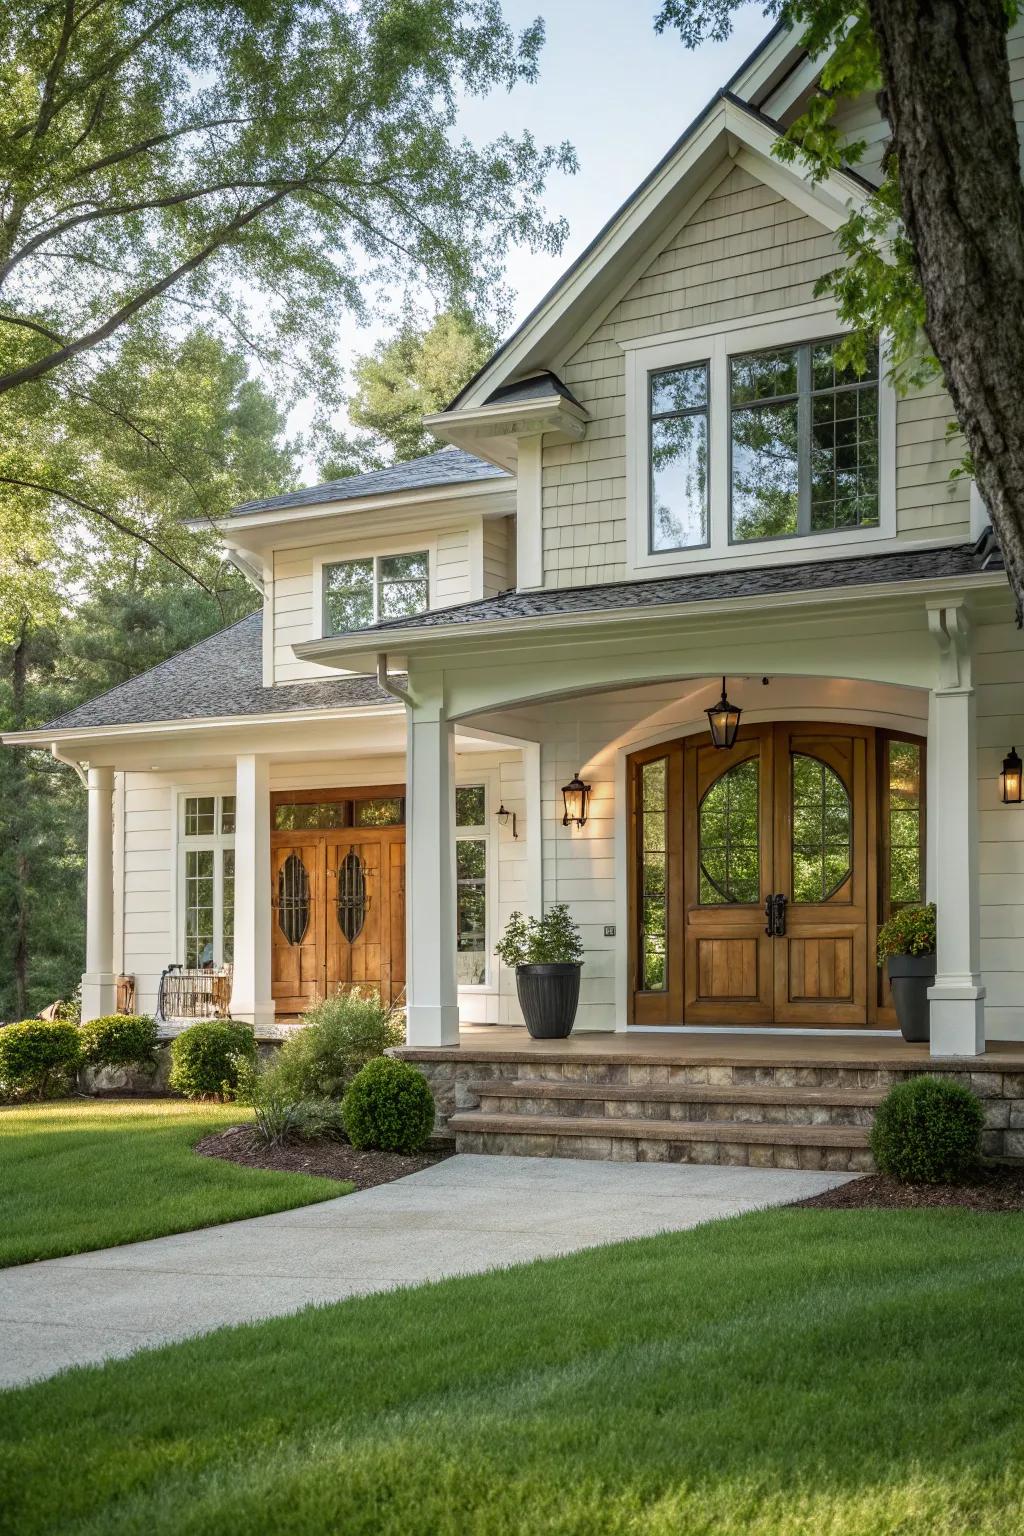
[926,597,972,691]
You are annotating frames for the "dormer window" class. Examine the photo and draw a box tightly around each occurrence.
[323,552,429,634]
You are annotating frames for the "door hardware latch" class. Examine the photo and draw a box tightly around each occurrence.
[764,892,787,937]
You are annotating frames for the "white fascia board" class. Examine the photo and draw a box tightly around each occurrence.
[1,701,405,750]
[449,96,868,415]
[727,21,805,106]
[423,396,589,468]
[292,571,1005,673]
[187,477,513,543]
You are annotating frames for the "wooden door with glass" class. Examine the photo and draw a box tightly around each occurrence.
[270,787,406,1014]
[629,724,925,1027]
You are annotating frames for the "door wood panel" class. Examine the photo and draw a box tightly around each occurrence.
[270,841,323,1015]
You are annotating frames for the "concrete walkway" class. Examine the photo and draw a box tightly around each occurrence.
[0,1155,853,1389]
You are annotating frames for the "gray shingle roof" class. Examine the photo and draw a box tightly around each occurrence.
[354,543,992,635]
[483,371,584,411]
[42,613,399,731]
[229,448,508,517]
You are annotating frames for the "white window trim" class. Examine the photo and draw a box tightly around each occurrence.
[455,771,498,993]
[312,538,438,640]
[176,792,235,969]
[624,306,897,578]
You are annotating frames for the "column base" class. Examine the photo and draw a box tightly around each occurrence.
[81,973,116,1023]
[406,1004,461,1048]
[928,978,985,1057]
[228,998,277,1031]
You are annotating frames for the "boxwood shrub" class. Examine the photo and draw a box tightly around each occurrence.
[168,1020,257,1101]
[0,1020,83,1101]
[342,1057,435,1154]
[870,1074,984,1183]
[79,1014,158,1072]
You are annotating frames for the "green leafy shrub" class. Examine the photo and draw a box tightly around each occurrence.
[877,903,937,967]
[79,1015,158,1071]
[168,1020,257,1101]
[0,1020,83,1101]
[495,904,584,967]
[342,1057,435,1154]
[267,990,404,1102]
[291,1098,348,1142]
[870,1074,984,1183]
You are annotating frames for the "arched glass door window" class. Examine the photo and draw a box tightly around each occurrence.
[699,757,760,904]
[337,851,367,943]
[792,754,852,902]
[277,853,310,945]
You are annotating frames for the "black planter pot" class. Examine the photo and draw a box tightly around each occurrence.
[887,953,936,1044]
[515,963,582,1039]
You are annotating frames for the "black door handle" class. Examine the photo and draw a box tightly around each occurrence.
[764,895,775,936]
[764,893,787,937]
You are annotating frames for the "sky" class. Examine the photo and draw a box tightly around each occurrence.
[299,0,770,472]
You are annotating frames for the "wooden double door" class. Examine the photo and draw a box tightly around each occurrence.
[271,829,405,1015]
[631,723,903,1029]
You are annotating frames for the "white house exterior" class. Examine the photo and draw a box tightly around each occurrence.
[8,20,1024,1061]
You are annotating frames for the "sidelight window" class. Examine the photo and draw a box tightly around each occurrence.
[455,783,489,986]
[180,793,235,968]
[638,757,669,990]
[885,737,925,907]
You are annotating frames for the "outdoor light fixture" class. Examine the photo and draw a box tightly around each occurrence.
[496,802,518,838]
[561,773,591,829]
[1001,746,1023,804]
[706,676,742,750]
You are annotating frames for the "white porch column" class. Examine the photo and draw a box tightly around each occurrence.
[228,754,275,1028]
[81,765,116,1022]
[406,695,460,1047]
[927,609,985,1055]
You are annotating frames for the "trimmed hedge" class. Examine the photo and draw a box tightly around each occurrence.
[342,1057,435,1154]
[168,1020,257,1101]
[870,1074,984,1183]
[79,1014,158,1071]
[0,1020,83,1101]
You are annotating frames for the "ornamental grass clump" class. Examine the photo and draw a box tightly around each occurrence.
[168,1020,257,1101]
[342,1057,435,1154]
[79,1014,158,1072]
[870,1074,984,1183]
[0,1020,82,1101]
[267,989,405,1102]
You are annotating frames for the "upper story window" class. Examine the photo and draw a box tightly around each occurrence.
[649,363,709,551]
[730,337,879,543]
[323,552,429,634]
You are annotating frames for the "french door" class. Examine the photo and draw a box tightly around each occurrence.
[630,722,920,1029]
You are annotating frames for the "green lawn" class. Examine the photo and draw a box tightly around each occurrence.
[2,1207,1023,1535]
[0,1099,347,1266]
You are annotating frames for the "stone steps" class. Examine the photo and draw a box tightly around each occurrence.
[468,1078,884,1128]
[448,1109,873,1172]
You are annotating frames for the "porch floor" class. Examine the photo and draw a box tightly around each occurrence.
[403,1026,1024,1070]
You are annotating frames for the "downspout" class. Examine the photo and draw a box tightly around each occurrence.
[51,742,88,787]
[376,653,415,708]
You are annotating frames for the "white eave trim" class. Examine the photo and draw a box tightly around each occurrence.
[186,475,513,537]
[1,700,405,749]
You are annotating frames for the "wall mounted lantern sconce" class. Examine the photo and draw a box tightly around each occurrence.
[1000,746,1023,804]
[561,773,591,829]
[496,803,518,838]
[706,676,742,750]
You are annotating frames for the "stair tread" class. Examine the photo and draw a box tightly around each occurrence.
[468,1080,884,1107]
[449,1111,871,1147]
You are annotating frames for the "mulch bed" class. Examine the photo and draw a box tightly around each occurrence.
[194,1124,453,1190]
[796,1163,1024,1213]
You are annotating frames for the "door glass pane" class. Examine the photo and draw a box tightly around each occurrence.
[638,758,668,990]
[277,853,310,945]
[792,754,852,903]
[337,851,367,943]
[184,849,215,967]
[699,758,759,905]
[456,838,487,984]
[274,802,351,830]
[888,739,923,905]
[354,797,405,827]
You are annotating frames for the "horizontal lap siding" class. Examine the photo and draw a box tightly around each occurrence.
[975,617,1024,1040]
[120,776,175,1015]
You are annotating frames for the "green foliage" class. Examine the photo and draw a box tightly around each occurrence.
[870,1074,984,1183]
[168,1021,257,1101]
[495,904,585,968]
[267,991,405,1102]
[342,1056,436,1154]
[79,1015,159,1072]
[319,310,498,475]
[877,903,937,966]
[0,1019,82,1100]
[238,1054,351,1147]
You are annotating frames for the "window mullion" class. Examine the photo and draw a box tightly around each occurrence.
[797,344,812,537]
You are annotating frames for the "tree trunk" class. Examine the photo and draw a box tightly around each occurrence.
[11,619,29,1018]
[868,0,1024,615]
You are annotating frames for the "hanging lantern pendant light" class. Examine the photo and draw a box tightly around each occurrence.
[706,676,742,750]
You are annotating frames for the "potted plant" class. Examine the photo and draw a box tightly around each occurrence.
[495,904,585,1039]
[877,903,937,1043]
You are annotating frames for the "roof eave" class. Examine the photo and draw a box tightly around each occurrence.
[2,698,406,750]
[186,473,513,537]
